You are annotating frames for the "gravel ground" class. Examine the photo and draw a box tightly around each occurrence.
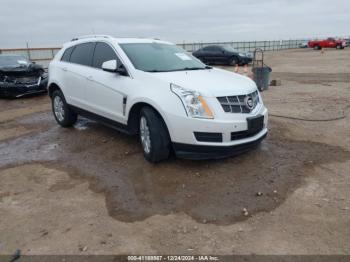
[0,48,349,255]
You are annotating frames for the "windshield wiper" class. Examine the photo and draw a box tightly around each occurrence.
[146,69,169,73]
[169,66,212,72]
[181,67,206,71]
[146,66,212,73]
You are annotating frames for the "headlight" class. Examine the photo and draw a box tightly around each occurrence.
[170,84,214,119]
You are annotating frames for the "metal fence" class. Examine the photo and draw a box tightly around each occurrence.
[179,39,309,52]
[0,39,308,68]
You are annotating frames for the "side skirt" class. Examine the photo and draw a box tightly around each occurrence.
[69,105,132,135]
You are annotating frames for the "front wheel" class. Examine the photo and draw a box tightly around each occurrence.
[51,90,77,127]
[139,107,171,163]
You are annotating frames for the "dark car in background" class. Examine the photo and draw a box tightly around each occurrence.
[192,45,252,66]
[0,55,48,98]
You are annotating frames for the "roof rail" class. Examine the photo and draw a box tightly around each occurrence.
[71,35,113,41]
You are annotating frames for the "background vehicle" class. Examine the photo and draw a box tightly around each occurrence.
[48,36,267,163]
[308,37,346,50]
[298,42,308,48]
[192,45,252,66]
[0,55,48,98]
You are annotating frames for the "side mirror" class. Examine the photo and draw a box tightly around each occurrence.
[102,60,128,76]
[102,60,118,72]
[116,64,128,76]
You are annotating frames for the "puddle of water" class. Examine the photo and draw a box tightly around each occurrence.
[74,117,94,131]
[1,112,349,225]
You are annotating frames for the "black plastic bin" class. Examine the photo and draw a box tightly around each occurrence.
[252,66,272,91]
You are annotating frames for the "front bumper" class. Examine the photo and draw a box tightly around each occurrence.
[165,103,268,159]
[173,132,267,160]
[0,78,48,98]
[240,57,253,64]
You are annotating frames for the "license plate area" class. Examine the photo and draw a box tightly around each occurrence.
[247,115,264,135]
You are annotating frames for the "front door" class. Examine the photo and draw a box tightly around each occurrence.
[84,42,129,124]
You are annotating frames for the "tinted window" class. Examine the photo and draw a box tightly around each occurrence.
[211,46,222,51]
[61,47,74,62]
[203,46,221,51]
[92,42,118,69]
[69,42,95,66]
[201,46,210,51]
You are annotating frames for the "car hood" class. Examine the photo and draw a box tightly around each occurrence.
[0,64,44,77]
[149,68,257,97]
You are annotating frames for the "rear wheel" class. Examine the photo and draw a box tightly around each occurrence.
[229,56,239,66]
[51,90,77,127]
[314,45,321,50]
[139,107,171,163]
[336,44,342,49]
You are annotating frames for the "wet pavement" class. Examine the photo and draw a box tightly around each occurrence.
[1,106,349,225]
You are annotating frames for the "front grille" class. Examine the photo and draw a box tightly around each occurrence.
[194,132,223,142]
[217,91,260,113]
[231,126,263,141]
[16,76,38,84]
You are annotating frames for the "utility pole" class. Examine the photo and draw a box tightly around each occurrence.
[26,41,31,60]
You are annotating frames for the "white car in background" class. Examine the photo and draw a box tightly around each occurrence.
[48,35,268,162]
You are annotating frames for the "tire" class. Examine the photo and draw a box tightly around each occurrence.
[336,45,343,49]
[139,106,171,163]
[51,90,77,127]
[229,56,239,66]
[314,45,321,50]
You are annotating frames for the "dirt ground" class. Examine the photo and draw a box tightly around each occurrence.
[0,48,350,255]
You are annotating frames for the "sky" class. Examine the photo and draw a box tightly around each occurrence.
[1,0,349,48]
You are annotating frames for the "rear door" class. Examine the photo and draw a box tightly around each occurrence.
[62,42,95,109]
[84,42,129,124]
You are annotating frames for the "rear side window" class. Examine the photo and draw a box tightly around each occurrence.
[69,42,95,66]
[211,46,222,51]
[61,47,74,62]
[92,42,118,69]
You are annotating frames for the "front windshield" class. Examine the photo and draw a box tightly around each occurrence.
[120,43,207,72]
[0,55,30,68]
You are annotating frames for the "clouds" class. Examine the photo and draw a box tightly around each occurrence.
[0,0,349,48]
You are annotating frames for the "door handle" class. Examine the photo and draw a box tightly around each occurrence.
[62,67,67,71]
[87,76,93,81]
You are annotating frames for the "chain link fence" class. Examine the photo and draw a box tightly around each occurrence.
[0,39,309,68]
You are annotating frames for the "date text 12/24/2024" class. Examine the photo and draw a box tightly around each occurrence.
[127,256,219,261]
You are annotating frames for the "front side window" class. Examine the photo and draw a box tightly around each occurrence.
[69,42,95,66]
[120,43,206,72]
[92,42,118,69]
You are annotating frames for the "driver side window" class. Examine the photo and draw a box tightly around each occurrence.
[92,42,118,69]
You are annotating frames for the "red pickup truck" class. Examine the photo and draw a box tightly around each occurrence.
[308,38,346,50]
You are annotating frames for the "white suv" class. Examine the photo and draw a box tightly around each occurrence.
[48,35,268,162]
